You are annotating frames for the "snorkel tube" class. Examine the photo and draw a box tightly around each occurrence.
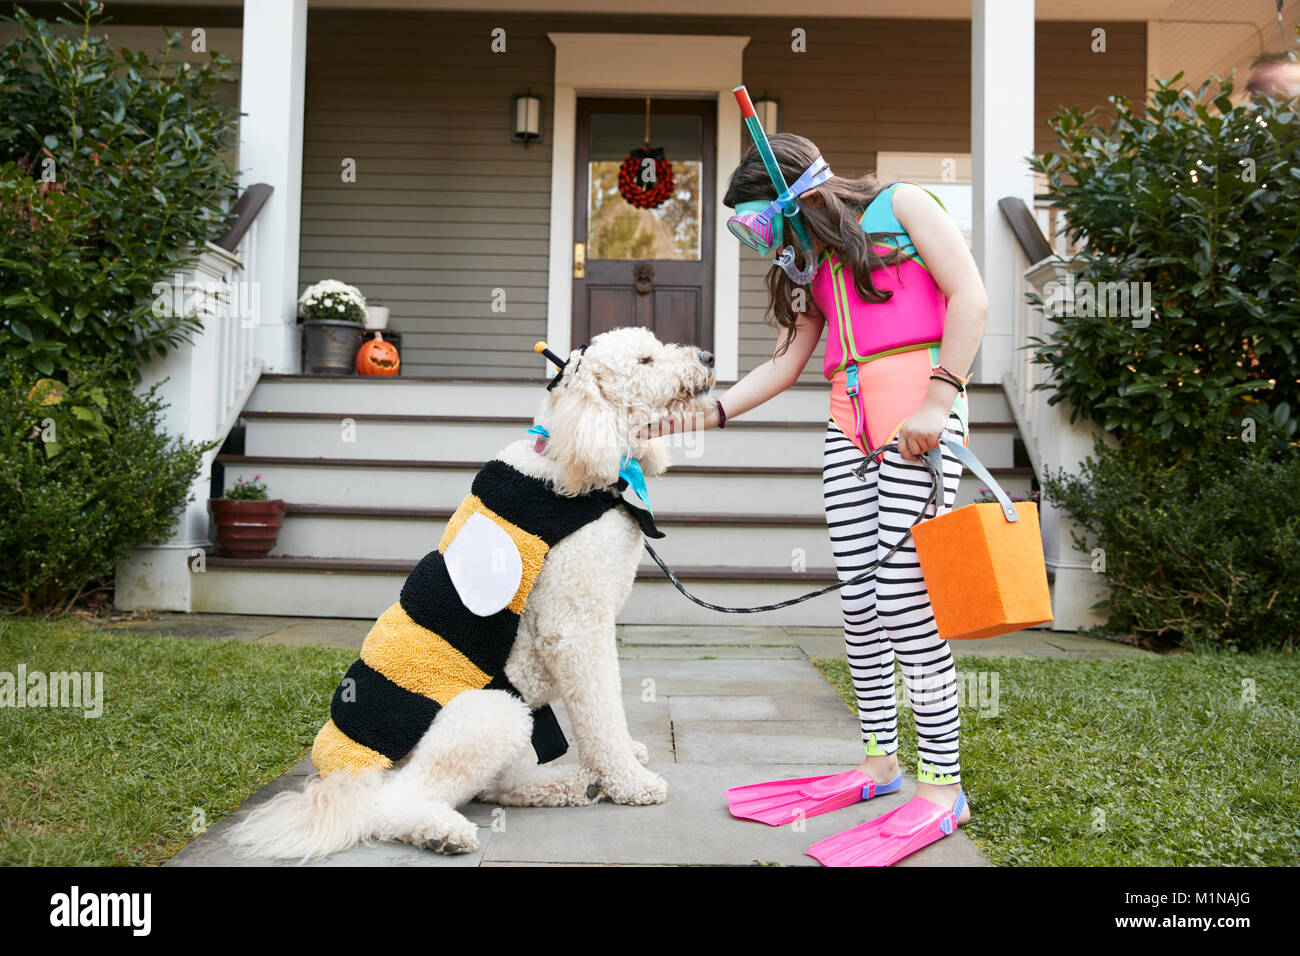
[731,85,828,284]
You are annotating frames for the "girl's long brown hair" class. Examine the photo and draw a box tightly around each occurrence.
[723,133,914,358]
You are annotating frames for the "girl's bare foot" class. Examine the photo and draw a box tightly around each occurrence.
[915,780,972,825]
[854,753,901,785]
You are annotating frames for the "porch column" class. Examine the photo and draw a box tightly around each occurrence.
[970,0,1035,384]
[238,0,307,373]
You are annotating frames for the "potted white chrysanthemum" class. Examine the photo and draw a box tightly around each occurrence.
[299,279,367,375]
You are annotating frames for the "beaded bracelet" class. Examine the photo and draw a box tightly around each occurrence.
[932,364,969,388]
[929,371,966,395]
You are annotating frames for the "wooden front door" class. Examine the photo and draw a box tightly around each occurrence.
[572,97,715,350]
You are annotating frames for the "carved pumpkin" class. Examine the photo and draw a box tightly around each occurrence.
[356,331,400,376]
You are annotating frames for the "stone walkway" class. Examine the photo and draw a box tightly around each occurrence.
[145,614,1147,867]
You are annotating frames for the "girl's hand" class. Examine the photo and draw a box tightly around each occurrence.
[637,402,721,440]
[895,401,950,462]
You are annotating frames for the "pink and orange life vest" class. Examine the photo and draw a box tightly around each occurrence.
[809,182,970,457]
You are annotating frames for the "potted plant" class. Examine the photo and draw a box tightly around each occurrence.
[363,299,390,330]
[299,280,367,375]
[210,474,286,558]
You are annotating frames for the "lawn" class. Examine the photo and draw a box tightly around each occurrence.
[0,615,352,865]
[814,652,1300,866]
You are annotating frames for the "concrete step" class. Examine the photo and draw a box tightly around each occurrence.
[194,556,850,626]
[216,454,1037,517]
[250,375,1015,425]
[241,411,1018,469]
[272,504,839,567]
[201,375,1027,625]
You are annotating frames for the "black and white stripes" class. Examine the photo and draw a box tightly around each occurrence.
[822,415,965,784]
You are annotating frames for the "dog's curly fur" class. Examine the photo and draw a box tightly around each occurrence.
[227,327,715,860]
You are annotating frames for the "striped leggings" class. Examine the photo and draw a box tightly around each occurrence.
[822,414,965,785]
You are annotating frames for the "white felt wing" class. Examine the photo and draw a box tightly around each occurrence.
[442,511,523,617]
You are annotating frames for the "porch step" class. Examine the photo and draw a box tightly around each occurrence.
[215,454,1036,517]
[195,556,854,626]
[273,503,837,567]
[250,375,1016,424]
[195,375,1034,625]
[239,411,1017,469]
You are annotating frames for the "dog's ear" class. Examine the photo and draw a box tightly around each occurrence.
[544,358,624,496]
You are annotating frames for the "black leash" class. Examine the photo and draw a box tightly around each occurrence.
[643,442,944,614]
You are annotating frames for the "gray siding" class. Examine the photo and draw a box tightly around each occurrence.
[301,12,557,376]
[299,12,1146,378]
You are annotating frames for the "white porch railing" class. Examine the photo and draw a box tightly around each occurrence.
[195,235,265,454]
[115,186,273,611]
[1002,199,1110,631]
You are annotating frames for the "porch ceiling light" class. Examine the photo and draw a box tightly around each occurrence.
[513,91,542,146]
[753,95,780,136]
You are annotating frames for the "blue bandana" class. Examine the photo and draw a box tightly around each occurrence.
[526,425,653,516]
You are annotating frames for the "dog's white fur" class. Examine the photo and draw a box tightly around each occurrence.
[227,327,715,860]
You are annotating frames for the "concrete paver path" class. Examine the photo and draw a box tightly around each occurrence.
[147,615,1146,867]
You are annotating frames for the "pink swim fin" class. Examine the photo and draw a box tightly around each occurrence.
[806,788,967,866]
[727,770,903,826]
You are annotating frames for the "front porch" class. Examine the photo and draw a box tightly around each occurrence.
[90,0,1291,629]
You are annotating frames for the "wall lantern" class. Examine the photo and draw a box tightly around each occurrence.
[753,95,781,136]
[512,91,542,146]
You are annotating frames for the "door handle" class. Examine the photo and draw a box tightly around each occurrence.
[573,242,585,278]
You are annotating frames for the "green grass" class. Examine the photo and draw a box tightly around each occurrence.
[0,615,352,865]
[813,652,1300,866]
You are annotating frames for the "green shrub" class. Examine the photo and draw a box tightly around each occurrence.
[1044,437,1300,651]
[0,1,239,375]
[1030,74,1300,458]
[0,355,212,614]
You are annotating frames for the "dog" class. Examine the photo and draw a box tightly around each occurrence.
[227,326,716,859]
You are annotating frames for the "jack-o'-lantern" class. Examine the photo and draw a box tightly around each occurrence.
[356,331,400,376]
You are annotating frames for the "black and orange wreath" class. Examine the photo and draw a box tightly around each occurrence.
[618,146,675,209]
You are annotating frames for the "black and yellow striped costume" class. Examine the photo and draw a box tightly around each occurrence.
[312,458,662,777]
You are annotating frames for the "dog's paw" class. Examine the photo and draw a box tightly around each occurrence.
[630,740,650,767]
[401,818,480,855]
[485,767,603,808]
[596,767,668,806]
[427,834,478,856]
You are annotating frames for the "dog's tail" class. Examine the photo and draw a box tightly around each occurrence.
[226,769,382,862]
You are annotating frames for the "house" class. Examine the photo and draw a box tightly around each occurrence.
[12,0,1284,627]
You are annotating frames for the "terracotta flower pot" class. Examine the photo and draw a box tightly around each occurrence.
[211,499,287,558]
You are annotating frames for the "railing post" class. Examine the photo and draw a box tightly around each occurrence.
[115,237,263,612]
[1012,255,1112,631]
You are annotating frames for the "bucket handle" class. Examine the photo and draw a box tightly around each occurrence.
[858,438,1021,523]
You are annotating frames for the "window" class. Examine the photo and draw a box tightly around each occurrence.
[876,153,1077,255]
[874,152,973,249]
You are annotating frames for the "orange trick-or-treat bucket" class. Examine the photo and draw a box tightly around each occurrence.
[906,440,1054,640]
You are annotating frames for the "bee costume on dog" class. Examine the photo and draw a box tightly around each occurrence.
[312,455,662,777]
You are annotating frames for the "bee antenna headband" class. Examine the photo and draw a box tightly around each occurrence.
[535,340,587,391]
[729,85,832,285]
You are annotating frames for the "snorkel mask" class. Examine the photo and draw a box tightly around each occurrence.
[727,86,834,285]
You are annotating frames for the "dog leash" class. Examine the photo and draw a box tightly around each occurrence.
[643,442,945,614]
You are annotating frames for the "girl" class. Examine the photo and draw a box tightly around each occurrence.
[649,133,988,865]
